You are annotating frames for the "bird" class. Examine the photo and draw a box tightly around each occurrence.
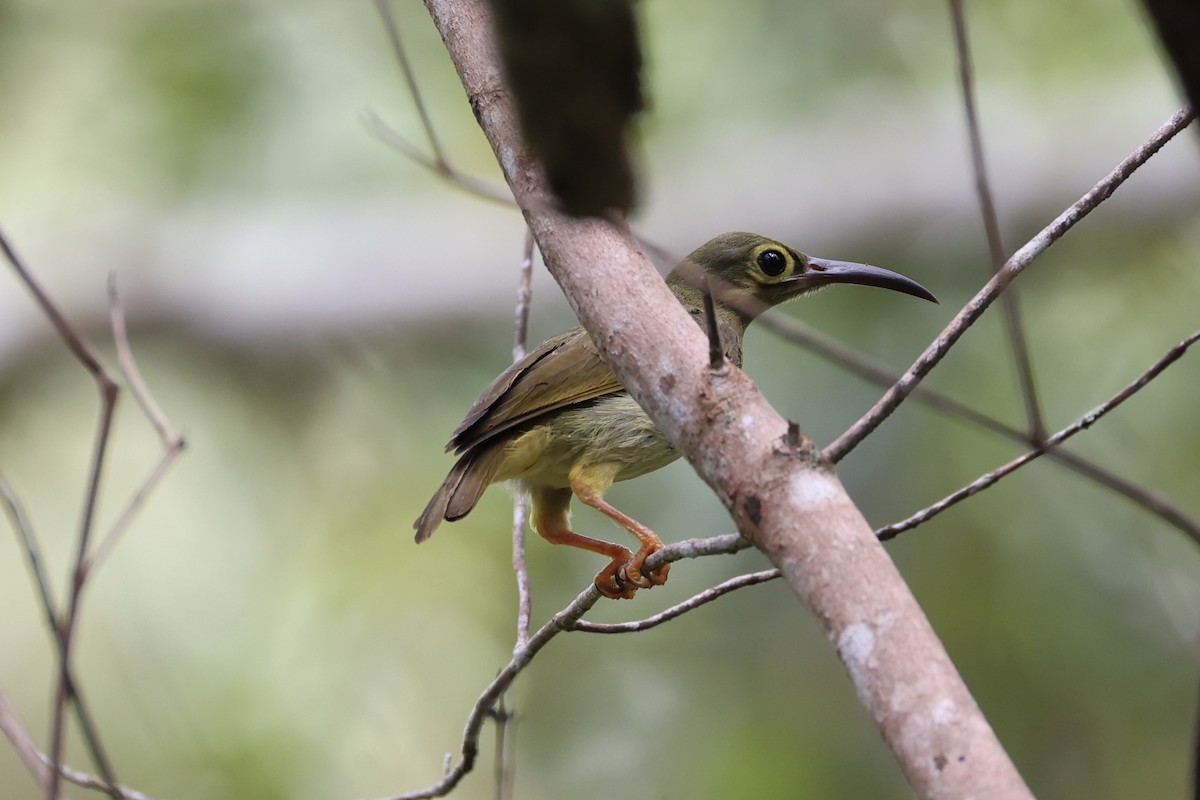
[414,232,936,599]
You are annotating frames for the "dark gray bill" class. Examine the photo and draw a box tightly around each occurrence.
[798,257,938,303]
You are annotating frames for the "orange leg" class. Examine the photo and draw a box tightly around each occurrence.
[530,487,638,599]
[570,480,670,592]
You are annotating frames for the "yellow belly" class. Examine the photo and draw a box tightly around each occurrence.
[494,393,680,490]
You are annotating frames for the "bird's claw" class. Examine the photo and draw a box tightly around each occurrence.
[618,562,654,589]
[624,546,670,589]
[594,561,638,599]
[594,552,671,599]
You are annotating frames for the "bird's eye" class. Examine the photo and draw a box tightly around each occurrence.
[756,248,787,277]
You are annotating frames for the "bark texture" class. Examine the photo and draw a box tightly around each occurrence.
[423,1,1033,796]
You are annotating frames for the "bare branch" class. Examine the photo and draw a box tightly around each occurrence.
[1045,449,1200,547]
[0,475,130,800]
[512,232,535,362]
[0,228,113,385]
[570,569,780,634]
[373,0,448,167]
[362,109,516,207]
[948,0,1045,439]
[2,688,152,800]
[388,584,594,800]
[89,447,185,574]
[107,277,179,447]
[0,226,126,800]
[0,689,50,790]
[757,314,1200,545]
[700,276,724,369]
[88,281,188,573]
[497,233,536,800]
[877,331,1200,540]
[0,471,59,635]
[421,5,1036,795]
[47,350,119,800]
[391,532,752,799]
[510,232,536,651]
[490,696,516,800]
[825,104,1196,464]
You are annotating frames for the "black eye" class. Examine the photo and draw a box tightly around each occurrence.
[756,248,787,277]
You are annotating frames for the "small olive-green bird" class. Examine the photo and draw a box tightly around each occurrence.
[414,232,936,598]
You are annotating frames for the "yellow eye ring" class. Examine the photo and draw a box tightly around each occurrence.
[751,243,793,280]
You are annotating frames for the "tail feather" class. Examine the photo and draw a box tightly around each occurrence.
[413,447,507,542]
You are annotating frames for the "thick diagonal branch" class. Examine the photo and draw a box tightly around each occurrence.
[421,2,1031,797]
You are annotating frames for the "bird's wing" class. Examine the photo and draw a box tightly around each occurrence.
[447,326,625,454]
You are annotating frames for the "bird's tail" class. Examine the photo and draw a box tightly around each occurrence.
[413,447,506,542]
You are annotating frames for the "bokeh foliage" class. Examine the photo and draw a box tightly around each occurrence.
[1,0,1198,798]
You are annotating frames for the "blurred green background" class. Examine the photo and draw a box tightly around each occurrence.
[2,0,1199,798]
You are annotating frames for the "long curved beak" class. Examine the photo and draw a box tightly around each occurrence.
[793,257,938,303]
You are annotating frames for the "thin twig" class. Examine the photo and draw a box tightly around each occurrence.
[825,104,1196,464]
[490,697,516,800]
[509,505,532,652]
[1044,448,1200,547]
[0,473,126,800]
[0,226,125,800]
[89,448,185,574]
[493,231,537,800]
[361,112,515,207]
[949,0,1045,439]
[571,569,780,633]
[0,228,112,382]
[1,689,154,800]
[877,331,1200,540]
[48,350,120,800]
[511,232,536,650]
[107,276,178,446]
[701,276,724,369]
[513,233,535,361]
[388,532,753,800]
[0,472,59,638]
[373,0,448,167]
[0,689,50,790]
[756,314,1200,545]
[387,586,595,800]
[89,281,188,573]
[40,755,158,800]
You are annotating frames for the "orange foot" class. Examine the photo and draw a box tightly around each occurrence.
[594,559,638,599]
[593,548,670,599]
[620,545,670,590]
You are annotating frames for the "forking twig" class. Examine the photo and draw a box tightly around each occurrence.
[381,532,754,800]
[1,227,124,800]
[756,313,1200,546]
[0,689,159,800]
[825,104,1197,464]
[949,0,1045,440]
[398,322,1199,798]
[395,94,1199,793]
[90,278,187,573]
[877,330,1200,540]
[362,109,516,207]
[569,569,780,633]
[367,0,515,207]
[373,0,446,168]
[1,229,186,800]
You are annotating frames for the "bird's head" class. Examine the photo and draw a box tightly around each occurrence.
[667,232,937,325]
